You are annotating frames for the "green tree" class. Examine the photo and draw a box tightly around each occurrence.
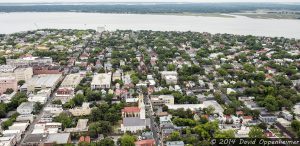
[248,127,265,138]
[54,113,73,130]
[89,121,112,138]
[168,131,181,141]
[214,130,235,138]
[97,137,115,146]
[291,120,300,131]
[118,134,136,146]
[17,80,25,86]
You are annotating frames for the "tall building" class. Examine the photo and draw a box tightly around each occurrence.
[0,66,33,82]
[0,76,18,95]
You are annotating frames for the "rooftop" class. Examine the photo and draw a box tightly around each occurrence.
[123,117,150,126]
[122,107,140,113]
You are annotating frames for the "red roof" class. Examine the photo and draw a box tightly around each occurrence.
[236,111,244,115]
[85,136,91,143]
[79,136,85,142]
[243,116,253,120]
[79,136,90,143]
[135,139,155,146]
[122,107,140,113]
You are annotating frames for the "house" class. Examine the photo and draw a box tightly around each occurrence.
[17,102,34,115]
[112,70,122,81]
[91,73,112,89]
[69,102,91,116]
[166,141,185,146]
[281,110,293,121]
[161,71,178,85]
[259,113,277,124]
[235,126,250,138]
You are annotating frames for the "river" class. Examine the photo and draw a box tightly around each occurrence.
[0,12,300,38]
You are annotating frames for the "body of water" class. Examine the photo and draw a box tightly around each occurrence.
[0,12,300,38]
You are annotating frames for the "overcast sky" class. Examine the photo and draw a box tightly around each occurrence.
[1,0,300,3]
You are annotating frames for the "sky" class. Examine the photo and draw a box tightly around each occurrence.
[1,0,300,3]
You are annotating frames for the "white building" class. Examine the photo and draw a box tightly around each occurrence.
[20,74,62,92]
[28,89,51,104]
[8,122,29,134]
[91,73,112,89]
[43,104,63,116]
[0,65,16,72]
[236,126,250,138]
[161,71,178,85]
[151,95,174,106]
[17,102,34,115]
[0,67,33,82]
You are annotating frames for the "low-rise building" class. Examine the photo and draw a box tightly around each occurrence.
[43,104,63,116]
[60,73,82,88]
[166,141,185,146]
[161,71,178,85]
[20,74,62,92]
[54,87,75,104]
[28,89,51,104]
[91,73,112,89]
[16,114,34,123]
[151,95,174,106]
[259,113,277,124]
[33,66,63,75]
[17,102,34,115]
